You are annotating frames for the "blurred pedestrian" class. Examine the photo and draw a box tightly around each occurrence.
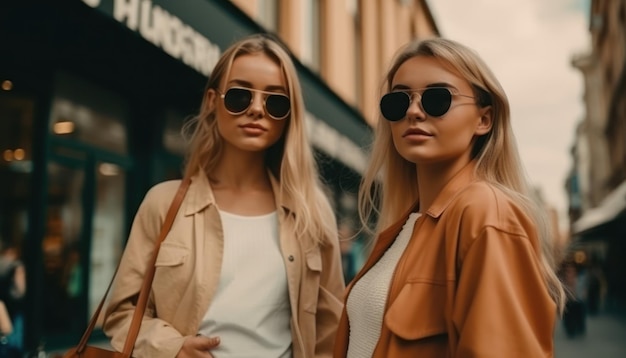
[0,300,11,336]
[585,255,606,315]
[0,299,18,358]
[561,261,587,337]
[333,37,566,357]
[103,34,345,358]
[0,241,25,357]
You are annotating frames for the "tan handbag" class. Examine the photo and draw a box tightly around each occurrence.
[63,178,191,358]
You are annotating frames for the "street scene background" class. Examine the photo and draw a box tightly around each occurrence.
[1,0,626,356]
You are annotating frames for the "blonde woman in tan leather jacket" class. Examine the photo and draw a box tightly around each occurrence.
[334,38,566,357]
[103,34,345,358]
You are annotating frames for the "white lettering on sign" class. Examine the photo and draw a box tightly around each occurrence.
[82,0,221,76]
[83,0,102,7]
[113,0,139,30]
[305,112,368,174]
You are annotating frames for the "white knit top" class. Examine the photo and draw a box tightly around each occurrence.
[345,212,421,358]
[197,210,292,358]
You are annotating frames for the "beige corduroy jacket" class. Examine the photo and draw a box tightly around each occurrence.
[103,172,345,358]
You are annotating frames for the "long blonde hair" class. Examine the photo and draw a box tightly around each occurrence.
[359,37,566,312]
[183,34,335,247]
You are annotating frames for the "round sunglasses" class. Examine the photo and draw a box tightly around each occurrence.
[218,87,291,120]
[379,87,476,121]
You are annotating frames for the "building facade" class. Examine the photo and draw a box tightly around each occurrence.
[567,0,626,311]
[0,0,438,353]
[231,0,439,125]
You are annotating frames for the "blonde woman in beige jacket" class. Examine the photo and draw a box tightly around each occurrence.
[103,34,345,358]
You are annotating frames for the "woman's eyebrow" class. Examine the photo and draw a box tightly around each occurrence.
[264,85,287,92]
[227,79,252,87]
[390,82,455,91]
[425,82,453,88]
[390,84,411,91]
[226,79,286,93]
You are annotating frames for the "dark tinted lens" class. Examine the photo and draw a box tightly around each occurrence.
[380,92,410,121]
[224,88,252,114]
[421,88,452,117]
[266,94,291,119]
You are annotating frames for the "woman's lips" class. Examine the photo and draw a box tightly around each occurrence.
[403,127,432,137]
[240,123,267,135]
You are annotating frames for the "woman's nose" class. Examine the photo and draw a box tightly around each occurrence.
[247,92,265,119]
[405,93,426,121]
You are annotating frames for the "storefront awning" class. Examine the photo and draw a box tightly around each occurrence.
[573,180,626,236]
[79,0,371,173]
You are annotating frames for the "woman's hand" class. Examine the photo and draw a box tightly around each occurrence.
[176,335,221,358]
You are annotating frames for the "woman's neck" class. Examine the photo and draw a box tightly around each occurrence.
[210,150,270,190]
[208,149,277,215]
[416,156,472,212]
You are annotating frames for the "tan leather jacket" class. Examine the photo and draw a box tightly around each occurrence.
[334,162,556,357]
[103,172,345,358]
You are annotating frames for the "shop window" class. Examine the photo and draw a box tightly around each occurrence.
[157,108,188,181]
[0,94,34,354]
[50,71,128,155]
[42,163,84,334]
[162,108,188,157]
[42,161,127,337]
[90,161,126,321]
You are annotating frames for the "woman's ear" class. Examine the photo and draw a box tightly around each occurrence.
[205,89,217,113]
[474,106,493,136]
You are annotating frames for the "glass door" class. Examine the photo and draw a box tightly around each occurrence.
[43,144,129,342]
[42,156,85,335]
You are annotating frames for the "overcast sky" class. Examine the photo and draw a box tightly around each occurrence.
[427,0,591,231]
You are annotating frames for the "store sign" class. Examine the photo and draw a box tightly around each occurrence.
[82,0,221,76]
[80,0,370,173]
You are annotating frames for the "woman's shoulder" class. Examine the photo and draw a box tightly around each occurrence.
[446,180,534,234]
[138,180,185,217]
[145,179,183,199]
[452,181,520,209]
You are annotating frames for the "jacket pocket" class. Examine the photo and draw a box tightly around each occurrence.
[153,242,189,290]
[384,281,447,340]
[155,242,189,267]
[152,243,190,313]
[303,249,322,314]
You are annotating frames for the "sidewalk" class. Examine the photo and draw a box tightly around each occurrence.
[47,313,626,357]
[555,312,626,357]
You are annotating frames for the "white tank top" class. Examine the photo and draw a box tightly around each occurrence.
[197,210,292,358]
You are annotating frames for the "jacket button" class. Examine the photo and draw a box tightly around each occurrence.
[288,255,294,262]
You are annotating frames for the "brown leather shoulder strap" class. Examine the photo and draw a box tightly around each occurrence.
[75,178,192,357]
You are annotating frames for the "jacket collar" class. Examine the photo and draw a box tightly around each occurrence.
[183,171,215,216]
[376,160,479,253]
[350,160,480,290]
[424,160,479,219]
[183,170,293,216]
[268,172,295,216]
[385,160,479,221]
